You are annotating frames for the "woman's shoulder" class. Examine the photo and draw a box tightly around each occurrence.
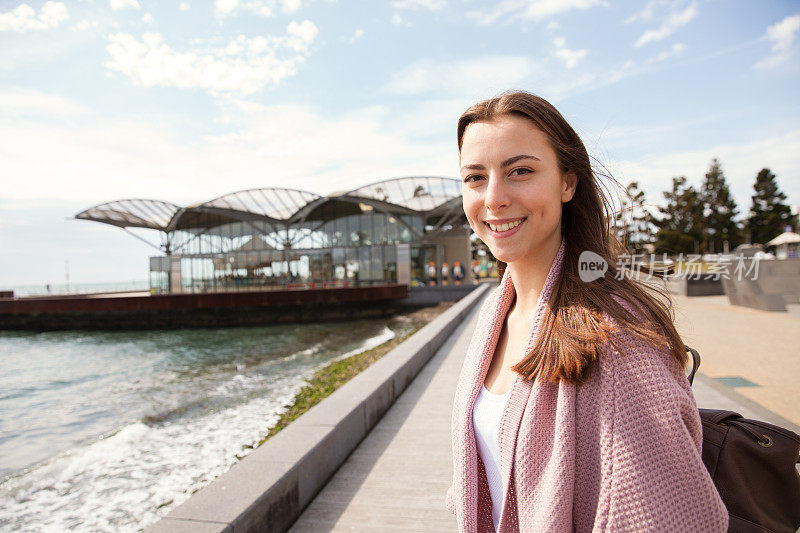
[602,291,650,323]
[594,293,686,387]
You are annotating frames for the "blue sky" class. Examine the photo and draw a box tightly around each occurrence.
[1,0,798,287]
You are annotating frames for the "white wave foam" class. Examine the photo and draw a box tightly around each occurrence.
[329,325,396,364]
[0,376,309,532]
[281,341,324,362]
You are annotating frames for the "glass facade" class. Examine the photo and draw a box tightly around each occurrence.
[76,178,469,294]
[146,203,447,293]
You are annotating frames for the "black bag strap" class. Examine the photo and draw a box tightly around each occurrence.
[686,345,700,386]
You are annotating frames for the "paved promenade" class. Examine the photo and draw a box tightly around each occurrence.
[671,294,800,428]
[288,285,479,532]
[288,286,799,531]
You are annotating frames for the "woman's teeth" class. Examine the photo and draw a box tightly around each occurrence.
[488,219,524,232]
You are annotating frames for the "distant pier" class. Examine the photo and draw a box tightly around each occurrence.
[0,284,411,331]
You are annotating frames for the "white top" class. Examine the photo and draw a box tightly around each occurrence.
[472,383,511,532]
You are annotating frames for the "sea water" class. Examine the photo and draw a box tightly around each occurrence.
[0,315,413,531]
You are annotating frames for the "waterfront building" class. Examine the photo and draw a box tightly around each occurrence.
[75,177,472,293]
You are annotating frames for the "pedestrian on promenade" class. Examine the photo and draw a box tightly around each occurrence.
[446,91,728,532]
[453,261,465,285]
[428,261,438,286]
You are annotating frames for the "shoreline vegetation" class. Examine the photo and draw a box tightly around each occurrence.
[254,301,456,449]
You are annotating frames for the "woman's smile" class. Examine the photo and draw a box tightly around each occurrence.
[484,217,527,237]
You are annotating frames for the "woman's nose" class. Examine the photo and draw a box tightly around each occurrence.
[484,174,509,211]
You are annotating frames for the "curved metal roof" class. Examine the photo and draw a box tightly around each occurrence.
[167,187,322,232]
[75,199,182,230]
[346,176,461,212]
[200,187,321,222]
[75,178,463,234]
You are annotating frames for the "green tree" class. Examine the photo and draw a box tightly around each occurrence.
[615,181,654,254]
[653,176,704,255]
[748,168,794,244]
[700,158,744,253]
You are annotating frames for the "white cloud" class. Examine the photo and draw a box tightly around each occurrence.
[0,89,88,116]
[382,54,641,104]
[624,0,659,24]
[383,55,539,98]
[755,13,800,70]
[607,130,800,212]
[246,1,271,17]
[392,0,446,10]
[179,2,191,11]
[553,37,587,68]
[0,98,455,206]
[634,3,697,47]
[646,42,686,63]
[764,13,800,53]
[286,20,318,51]
[71,19,97,31]
[545,20,559,31]
[282,0,302,13]
[104,21,318,96]
[214,0,315,18]
[390,0,445,25]
[0,2,69,32]
[110,0,140,11]
[215,0,240,16]
[142,12,154,25]
[391,12,410,26]
[343,28,364,44]
[533,58,635,103]
[467,0,605,26]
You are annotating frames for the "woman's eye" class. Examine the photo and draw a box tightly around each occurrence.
[510,167,532,176]
[463,175,482,183]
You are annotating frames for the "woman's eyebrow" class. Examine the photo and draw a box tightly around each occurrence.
[501,154,540,166]
[460,154,541,172]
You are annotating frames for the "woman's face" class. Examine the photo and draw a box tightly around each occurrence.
[460,113,576,267]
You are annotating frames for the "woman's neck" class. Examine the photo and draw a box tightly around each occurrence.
[506,234,562,317]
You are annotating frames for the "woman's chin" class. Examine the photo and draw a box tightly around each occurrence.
[489,251,519,264]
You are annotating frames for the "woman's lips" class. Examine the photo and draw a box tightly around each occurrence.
[485,217,526,238]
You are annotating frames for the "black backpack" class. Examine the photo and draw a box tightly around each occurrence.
[686,346,800,533]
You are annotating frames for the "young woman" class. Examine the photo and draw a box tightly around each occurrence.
[445,91,728,532]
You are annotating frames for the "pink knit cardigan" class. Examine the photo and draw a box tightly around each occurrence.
[446,239,728,532]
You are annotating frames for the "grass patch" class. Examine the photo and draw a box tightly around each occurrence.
[256,302,454,447]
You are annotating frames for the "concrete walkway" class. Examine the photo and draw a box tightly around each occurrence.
[288,286,799,531]
[672,294,800,428]
[288,283,480,532]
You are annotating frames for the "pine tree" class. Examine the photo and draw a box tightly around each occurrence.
[748,168,794,244]
[700,158,744,253]
[653,176,704,255]
[615,181,654,254]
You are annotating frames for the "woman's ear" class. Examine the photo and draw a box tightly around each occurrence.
[561,170,578,203]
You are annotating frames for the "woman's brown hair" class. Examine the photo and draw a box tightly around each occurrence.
[458,90,687,384]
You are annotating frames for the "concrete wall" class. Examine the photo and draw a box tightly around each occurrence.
[402,284,480,307]
[722,258,800,312]
[145,282,491,533]
[664,277,725,297]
